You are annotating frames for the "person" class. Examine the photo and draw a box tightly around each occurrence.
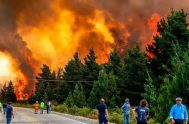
[47,101,52,114]
[122,98,130,124]
[134,99,149,124]
[40,101,45,114]
[48,101,52,113]
[34,101,39,114]
[170,97,188,124]
[6,102,14,124]
[3,103,7,115]
[97,98,109,124]
[0,102,2,112]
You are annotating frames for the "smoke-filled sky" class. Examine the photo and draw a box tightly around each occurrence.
[0,0,189,99]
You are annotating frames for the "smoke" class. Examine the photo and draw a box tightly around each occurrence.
[0,1,36,98]
[0,0,189,98]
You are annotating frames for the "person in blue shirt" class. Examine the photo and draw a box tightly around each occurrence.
[170,97,188,124]
[134,99,149,124]
[97,98,109,124]
[6,102,14,124]
[122,98,130,124]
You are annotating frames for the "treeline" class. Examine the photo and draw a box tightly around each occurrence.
[0,81,17,103]
[29,9,189,123]
[29,46,147,107]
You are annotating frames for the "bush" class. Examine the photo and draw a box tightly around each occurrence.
[109,112,123,124]
[76,107,91,117]
[69,105,79,115]
[54,104,69,113]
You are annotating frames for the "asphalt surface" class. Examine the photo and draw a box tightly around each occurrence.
[0,107,97,124]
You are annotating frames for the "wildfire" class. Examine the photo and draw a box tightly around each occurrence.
[0,52,30,100]
[15,73,29,100]
[2,0,187,100]
[147,13,161,58]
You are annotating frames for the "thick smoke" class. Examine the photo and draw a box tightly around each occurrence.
[0,1,36,96]
[0,0,189,97]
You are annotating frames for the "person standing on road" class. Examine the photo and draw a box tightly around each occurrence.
[40,101,45,114]
[134,99,149,124]
[47,101,52,114]
[97,98,109,124]
[3,103,7,115]
[122,98,130,124]
[6,102,14,124]
[170,97,188,124]
[34,101,39,114]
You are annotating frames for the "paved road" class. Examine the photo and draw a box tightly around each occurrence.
[0,107,96,124]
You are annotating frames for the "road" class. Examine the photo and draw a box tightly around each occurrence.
[0,107,97,124]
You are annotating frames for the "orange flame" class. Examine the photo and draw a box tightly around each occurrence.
[147,13,161,58]
[15,73,29,100]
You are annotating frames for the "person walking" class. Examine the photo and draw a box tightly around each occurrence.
[134,99,149,124]
[40,101,45,114]
[6,102,14,124]
[97,98,109,124]
[122,98,130,124]
[34,101,39,114]
[170,97,188,124]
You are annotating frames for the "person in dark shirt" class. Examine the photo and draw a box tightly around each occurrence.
[6,102,14,124]
[134,99,149,124]
[97,98,109,124]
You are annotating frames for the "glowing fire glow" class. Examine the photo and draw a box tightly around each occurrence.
[147,13,161,58]
[0,52,30,100]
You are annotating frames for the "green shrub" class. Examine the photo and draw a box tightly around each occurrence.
[76,107,91,117]
[55,104,69,113]
[109,112,123,124]
[69,105,79,115]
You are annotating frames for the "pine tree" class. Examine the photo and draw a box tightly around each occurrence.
[46,71,57,101]
[65,83,86,108]
[53,81,67,103]
[6,81,17,102]
[122,45,148,104]
[34,64,57,101]
[0,83,7,102]
[104,49,123,76]
[146,10,189,88]
[63,52,84,98]
[89,70,118,108]
[104,49,123,105]
[143,44,189,122]
[65,91,74,107]
[35,80,45,101]
[82,48,101,97]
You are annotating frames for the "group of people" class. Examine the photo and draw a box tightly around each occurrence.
[97,97,188,124]
[34,101,52,114]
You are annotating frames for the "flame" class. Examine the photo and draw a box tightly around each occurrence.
[15,73,29,100]
[147,13,161,58]
[16,2,118,68]
[0,52,30,100]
